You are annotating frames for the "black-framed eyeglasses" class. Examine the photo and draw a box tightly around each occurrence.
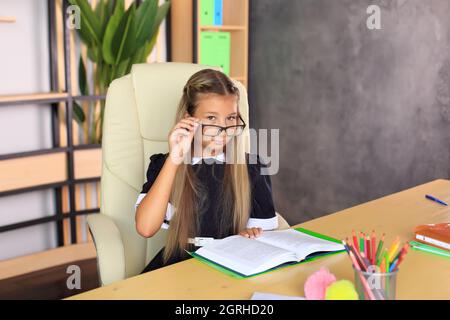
[201,115,246,137]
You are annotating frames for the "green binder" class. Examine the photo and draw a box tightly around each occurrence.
[200,31,231,75]
[199,0,215,26]
[188,227,345,279]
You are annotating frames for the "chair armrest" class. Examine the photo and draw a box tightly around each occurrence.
[87,214,126,286]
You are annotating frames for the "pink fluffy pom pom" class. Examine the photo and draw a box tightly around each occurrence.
[304,267,337,300]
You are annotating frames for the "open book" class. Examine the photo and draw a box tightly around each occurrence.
[193,228,345,277]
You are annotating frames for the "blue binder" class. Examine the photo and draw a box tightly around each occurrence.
[214,0,223,26]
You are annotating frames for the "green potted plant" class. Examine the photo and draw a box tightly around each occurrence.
[69,0,170,143]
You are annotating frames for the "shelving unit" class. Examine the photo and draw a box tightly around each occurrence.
[0,0,171,254]
[200,25,245,31]
[196,0,249,88]
[170,0,249,88]
[0,93,68,105]
[0,0,103,247]
[0,16,16,23]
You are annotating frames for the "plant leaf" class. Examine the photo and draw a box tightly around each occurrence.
[113,0,125,15]
[101,62,110,91]
[78,56,89,96]
[128,1,170,68]
[102,6,123,65]
[149,1,171,40]
[128,46,145,68]
[105,0,116,15]
[127,34,153,72]
[74,21,94,47]
[94,0,107,38]
[113,58,130,80]
[69,0,102,46]
[73,101,86,124]
[143,31,159,57]
[135,0,157,44]
[87,46,100,63]
[113,4,137,66]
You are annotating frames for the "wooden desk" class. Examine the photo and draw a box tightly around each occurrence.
[69,179,450,300]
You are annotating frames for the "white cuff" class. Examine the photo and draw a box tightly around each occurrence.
[134,193,146,210]
[160,202,174,229]
[246,216,278,230]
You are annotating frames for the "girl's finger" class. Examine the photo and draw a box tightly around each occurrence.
[179,119,196,127]
[239,231,249,238]
[180,120,200,132]
[171,128,190,139]
[247,228,256,238]
[173,127,190,135]
[253,228,261,237]
[175,123,193,131]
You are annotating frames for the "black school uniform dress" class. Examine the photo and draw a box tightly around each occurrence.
[134,152,278,273]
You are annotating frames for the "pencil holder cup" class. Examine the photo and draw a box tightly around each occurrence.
[353,267,398,300]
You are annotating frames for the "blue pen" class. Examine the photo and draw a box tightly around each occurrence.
[425,194,448,206]
[389,258,398,272]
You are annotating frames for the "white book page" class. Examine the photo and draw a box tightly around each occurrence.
[195,235,297,276]
[256,229,345,260]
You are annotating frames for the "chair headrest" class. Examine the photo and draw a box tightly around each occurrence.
[131,63,249,142]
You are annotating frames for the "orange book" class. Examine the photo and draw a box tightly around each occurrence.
[414,223,450,252]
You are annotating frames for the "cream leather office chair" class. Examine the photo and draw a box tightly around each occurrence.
[87,62,290,286]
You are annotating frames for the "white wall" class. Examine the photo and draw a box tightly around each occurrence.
[0,0,57,260]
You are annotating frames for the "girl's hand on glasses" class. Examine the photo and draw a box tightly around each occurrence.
[239,227,263,239]
[168,116,201,164]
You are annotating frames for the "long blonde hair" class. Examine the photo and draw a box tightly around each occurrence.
[163,69,251,262]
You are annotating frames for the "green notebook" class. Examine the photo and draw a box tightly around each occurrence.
[409,240,450,259]
[189,227,345,279]
[200,31,231,76]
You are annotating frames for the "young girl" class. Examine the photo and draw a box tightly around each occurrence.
[135,69,278,273]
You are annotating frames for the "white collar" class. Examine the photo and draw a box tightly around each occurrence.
[191,153,225,165]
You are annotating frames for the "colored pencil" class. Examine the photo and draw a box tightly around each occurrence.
[375,233,385,265]
[392,244,409,272]
[347,231,408,274]
[389,259,397,272]
[384,249,390,273]
[362,256,371,268]
[360,232,365,254]
[388,236,400,262]
[348,241,367,271]
[371,230,376,265]
[390,243,404,266]
[380,259,385,273]
[342,240,377,300]
[352,230,359,252]
[364,235,368,258]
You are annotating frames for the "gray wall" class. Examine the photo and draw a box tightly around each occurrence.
[249,0,450,224]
